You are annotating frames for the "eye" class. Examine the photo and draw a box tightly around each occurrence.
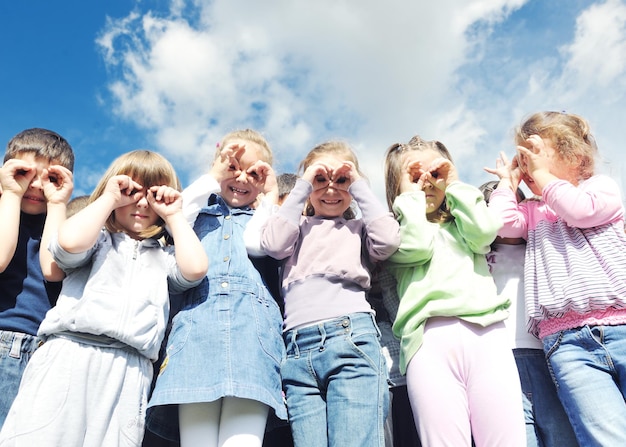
[314,175,327,183]
[228,164,237,171]
[16,169,28,176]
[431,171,439,179]
[49,175,59,184]
[248,171,260,180]
[335,176,347,184]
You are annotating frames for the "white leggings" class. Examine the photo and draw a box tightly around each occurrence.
[178,397,269,447]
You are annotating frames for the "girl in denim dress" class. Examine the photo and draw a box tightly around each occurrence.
[261,141,400,447]
[146,130,286,447]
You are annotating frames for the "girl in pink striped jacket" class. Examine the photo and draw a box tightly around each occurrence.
[486,111,626,447]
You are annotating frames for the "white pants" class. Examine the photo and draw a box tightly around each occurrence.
[0,336,152,447]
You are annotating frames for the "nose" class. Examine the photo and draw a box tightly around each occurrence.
[136,195,149,208]
[235,171,248,183]
[29,172,44,190]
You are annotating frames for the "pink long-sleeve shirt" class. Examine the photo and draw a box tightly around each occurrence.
[489,175,626,338]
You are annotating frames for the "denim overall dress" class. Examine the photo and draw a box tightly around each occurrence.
[146,194,287,441]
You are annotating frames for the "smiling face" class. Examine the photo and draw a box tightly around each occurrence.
[402,149,447,219]
[15,152,54,215]
[219,140,265,208]
[308,155,353,218]
[113,193,159,239]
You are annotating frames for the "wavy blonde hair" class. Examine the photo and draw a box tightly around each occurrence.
[90,150,181,239]
[515,111,597,181]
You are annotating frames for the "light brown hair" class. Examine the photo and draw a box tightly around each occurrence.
[384,135,454,223]
[90,150,181,239]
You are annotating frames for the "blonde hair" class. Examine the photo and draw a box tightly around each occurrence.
[215,129,273,165]
[90,150,181,239]
[384,135,454,223]
[299,141,364,219]
[515,111,597,181]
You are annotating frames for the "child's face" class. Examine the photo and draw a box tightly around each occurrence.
[308,155,353,218]
[402,149,446,218]
[15,153,54,215]
[113,192,159,239]
[220,141,266,208]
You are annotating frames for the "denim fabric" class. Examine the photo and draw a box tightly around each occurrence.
[0,331,40,428]
[146,195,286,442]
[543,325,626,447]
[514,348,578,447]
[282,313,389,447]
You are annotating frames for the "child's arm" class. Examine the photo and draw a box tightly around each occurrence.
[58,175,144,253]
[485,151,529,239]
[261,178,310,260]
[0,159,37,272]
[242,160,279,257]
[542,175,624,228]
[338,161,400,261]
[446,182,502,254]
[148,186,208,281]
[181,174,220,226]
[40,165,74,281]
[387,157,438,265]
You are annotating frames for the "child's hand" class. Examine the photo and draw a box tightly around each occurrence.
[303,163,332,191]
[0,159,36,196]
[422,158,458,190]
[516,135,551,179]
[399,159,424,194]
[209,144,246,183]
[329,161,359,191]
[104,175,144,208]
[146,185,182,219]
[484,151,519,180]
[246,160,274,194]
[42,165,74,206]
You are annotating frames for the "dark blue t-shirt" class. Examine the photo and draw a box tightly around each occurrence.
[0,212,62,335]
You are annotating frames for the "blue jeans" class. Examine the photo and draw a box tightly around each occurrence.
[543,325,626,447]
[0,331,40,428]
[282,313,389,447]
[514,348,578,447]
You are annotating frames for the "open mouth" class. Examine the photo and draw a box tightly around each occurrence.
[230,186,249,195]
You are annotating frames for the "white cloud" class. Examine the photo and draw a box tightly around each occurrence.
[96,0,626,201]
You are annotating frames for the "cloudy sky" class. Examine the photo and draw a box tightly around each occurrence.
[1,0,625,201]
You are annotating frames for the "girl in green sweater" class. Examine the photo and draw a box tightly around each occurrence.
[383,136,525,447]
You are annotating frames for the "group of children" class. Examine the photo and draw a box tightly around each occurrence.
[0,110,625,447]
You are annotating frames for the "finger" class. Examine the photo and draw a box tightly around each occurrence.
[525,135,544,153]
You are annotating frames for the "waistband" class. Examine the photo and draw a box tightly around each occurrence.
[284,312,378,349]
[0,330,41,358]
[538,308,626,338]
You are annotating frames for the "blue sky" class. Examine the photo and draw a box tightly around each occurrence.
[1,0,625,201]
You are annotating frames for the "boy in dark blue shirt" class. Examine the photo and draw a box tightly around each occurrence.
[0,128,74,427]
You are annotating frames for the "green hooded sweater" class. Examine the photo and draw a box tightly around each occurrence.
[387,181,510,374]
